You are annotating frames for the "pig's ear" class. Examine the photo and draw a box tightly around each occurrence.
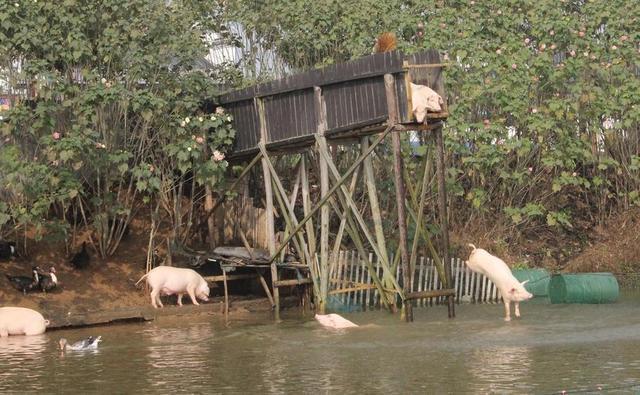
[520,280,530,286]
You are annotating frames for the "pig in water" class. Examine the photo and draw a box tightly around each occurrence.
[0,307,50,337]
[466,244,533,321]
[315,313,359,329]
[136,266,210,308]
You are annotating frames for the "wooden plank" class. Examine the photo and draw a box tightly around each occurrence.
[203,273,259,282]
[329,284,378,295]
[417,257,425,308]
[405,288,456,300]
[274,278,313,287]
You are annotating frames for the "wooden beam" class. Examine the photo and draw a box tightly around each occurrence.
[203,273,259,282]
[314,86,330,314]
[255,270,275,308]
[256,96,280,319]
[435,125,455,319]
[405,288,455,300]
[315,135,404,303]
[385,73,413,322]
[274,278,314,287]
[266,124,395,264]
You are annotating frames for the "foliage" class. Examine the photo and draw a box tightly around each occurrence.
[0,0,235,255]
[229,0,639,249]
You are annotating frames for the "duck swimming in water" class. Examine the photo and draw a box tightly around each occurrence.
[59,336,102,351]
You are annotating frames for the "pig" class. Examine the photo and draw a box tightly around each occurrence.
[0,307,50,337]
[136,266,210,308]
[466,244,533,321]
[411,82,444,123]
[314,313,359,329]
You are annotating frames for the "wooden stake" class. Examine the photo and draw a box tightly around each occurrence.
[256,97,280,320]
[435,125,455,318]
[385,73,413,322]
[266,124,395,264]
[314,86,330,314]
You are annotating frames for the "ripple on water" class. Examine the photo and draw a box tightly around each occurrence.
[2,294,640,393]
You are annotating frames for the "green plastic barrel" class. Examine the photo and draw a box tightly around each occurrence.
[548,273,619,304]
[512,268,550,296]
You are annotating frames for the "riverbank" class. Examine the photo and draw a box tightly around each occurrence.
[45,295,294,330]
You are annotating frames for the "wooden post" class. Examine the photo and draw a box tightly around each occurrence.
[267,124,395,263]
[435,124,455,319]
[256,97,280,320]
[315,86,330,314]
[385,73,413,322]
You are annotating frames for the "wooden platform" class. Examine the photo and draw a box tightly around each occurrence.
[218,49,447,160]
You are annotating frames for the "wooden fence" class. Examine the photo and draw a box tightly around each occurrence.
[328,251,501,310]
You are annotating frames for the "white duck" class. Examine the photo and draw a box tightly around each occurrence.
[58,336,102,351]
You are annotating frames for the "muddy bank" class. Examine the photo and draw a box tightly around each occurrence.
[45,296,294,330]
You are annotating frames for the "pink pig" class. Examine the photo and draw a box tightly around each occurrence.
[314,313,359,329]
[0,307,50,337]
[467,244,532,321]
[136,266,210,308]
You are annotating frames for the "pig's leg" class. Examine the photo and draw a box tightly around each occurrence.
[187,286,200,306]
[177,294,183,306]
[0,328,8,337]
[150,288,163,308]
[514,302,521,318]
[503,300,511,321]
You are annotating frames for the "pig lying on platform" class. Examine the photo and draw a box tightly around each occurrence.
[315,313,359,329]
[467,244,532,321]
[136,266,210,308]
[0,307,50,337]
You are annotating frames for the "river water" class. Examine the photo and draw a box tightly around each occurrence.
[2,293,640,394]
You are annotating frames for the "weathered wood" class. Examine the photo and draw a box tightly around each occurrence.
[405,288,456,300]
[266,124,395,264]
[203,273,258,282]
[222,269,229,318]
[315,135,403,299]
[435,125,455,318]
[385,73,412,322]
[315,86,331,314]
[329,283,378,295]
[255,270,275,308]
[274,278,314,287]
[361,136,390,279]
[257,97,280,319]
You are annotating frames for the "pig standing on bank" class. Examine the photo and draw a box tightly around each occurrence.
[136,266,210,308]
[466,244,533,321]
[0,307,50,337]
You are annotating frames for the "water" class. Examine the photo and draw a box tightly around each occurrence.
[2,294,640,394]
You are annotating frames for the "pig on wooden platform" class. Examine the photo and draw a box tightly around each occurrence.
[136,266,210,308]
[467,244,533,321]
[0,307,49,337]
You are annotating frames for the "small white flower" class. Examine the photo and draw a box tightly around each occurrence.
[198,116,203,122]
[187,147,192,152]
[572,172,577,177]
[611,45,618,50]
[14,3,19,7]
[532,108,538,114]
[101,77,107,84]
[185,117,190,124]
[212,150,225,162]
[602,118,614,130]
[180,121,186,127]
[226,115,231,122]
[210,115,216,121]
